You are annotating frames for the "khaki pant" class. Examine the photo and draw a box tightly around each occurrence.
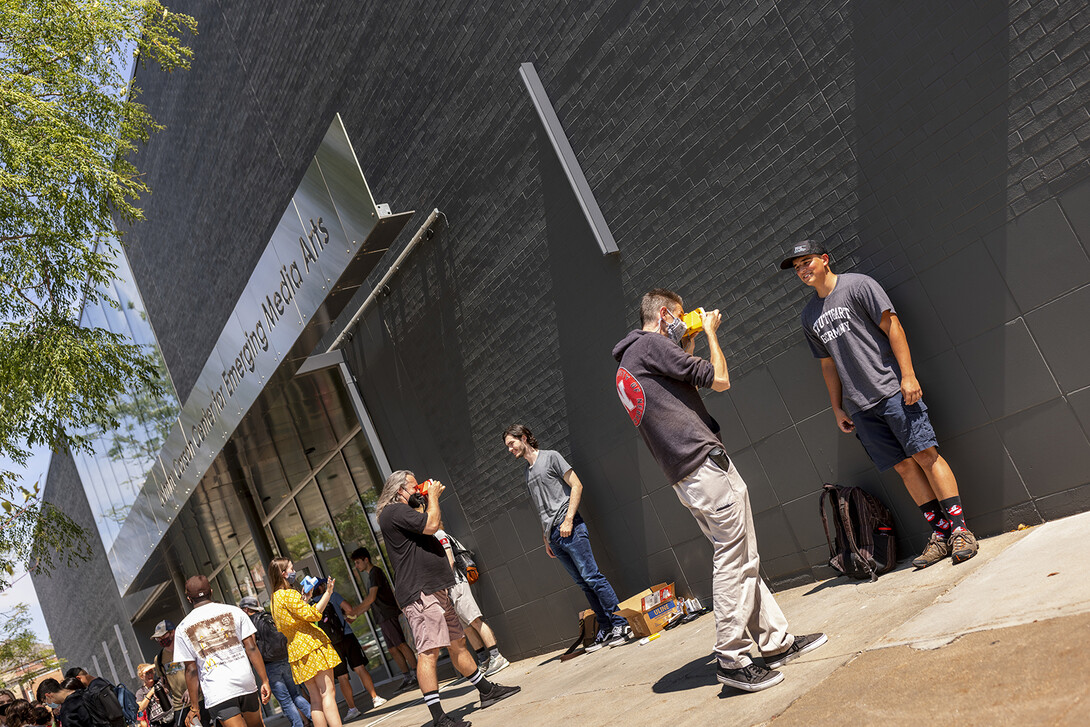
[673,453,793,668]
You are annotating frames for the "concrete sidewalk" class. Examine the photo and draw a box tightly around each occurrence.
[351,511,1090,727]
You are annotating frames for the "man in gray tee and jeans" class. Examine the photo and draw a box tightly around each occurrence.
[502,424,630,651]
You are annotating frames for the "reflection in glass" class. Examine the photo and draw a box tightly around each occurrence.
[270,501,313,564]
[69,246,181,553]
[317,455,396,673]
[341,431,392,572]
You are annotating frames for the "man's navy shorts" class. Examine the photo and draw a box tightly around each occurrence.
[850,391,939,471]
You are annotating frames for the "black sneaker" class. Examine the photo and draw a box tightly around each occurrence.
[479,683,521,709]
[394,675,418,694]
[606,624,628,647]
[716,662,784,692]
[763,633,828,669]
[584,628,608,653]
[434,714,471,727]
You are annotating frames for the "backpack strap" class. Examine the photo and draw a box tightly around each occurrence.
[838,488,878,582]
[849,488,878,555]
[819,484,840,562]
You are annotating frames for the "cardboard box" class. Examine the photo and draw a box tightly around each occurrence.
[614,582,682,638]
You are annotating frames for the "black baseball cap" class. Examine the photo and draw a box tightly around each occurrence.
[780,239,828,269]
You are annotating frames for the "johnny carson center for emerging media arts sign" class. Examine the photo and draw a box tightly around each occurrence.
[108,114,410,592]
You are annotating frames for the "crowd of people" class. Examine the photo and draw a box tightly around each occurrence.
[12,240,981,727]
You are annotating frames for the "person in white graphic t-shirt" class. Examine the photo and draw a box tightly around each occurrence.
[172,575,270,727]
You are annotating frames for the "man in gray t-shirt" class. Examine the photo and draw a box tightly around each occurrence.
[502,424,629,650]
[783,239,978,568]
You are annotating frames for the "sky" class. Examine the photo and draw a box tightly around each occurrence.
[1,446,56,643]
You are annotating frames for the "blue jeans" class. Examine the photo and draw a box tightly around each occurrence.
[550,520,626,631]
[266,659,311,727]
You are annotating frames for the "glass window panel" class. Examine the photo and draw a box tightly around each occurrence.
[269,501,314,570]
[341,432,391,570]
[249,450,292,518]
[215,568,240,608]
[288,377,339,471]
[241,541,269,605]
[316,456,376,601]
[294,481,342,577]
[320,378,356,444]
[231,552,256,602]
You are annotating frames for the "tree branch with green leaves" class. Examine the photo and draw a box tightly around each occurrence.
[0,0,196,589]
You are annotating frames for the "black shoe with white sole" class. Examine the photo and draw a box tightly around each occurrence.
[763,632,828,669]
[716,663,784,692]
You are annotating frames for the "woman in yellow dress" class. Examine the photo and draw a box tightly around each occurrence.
[269,557,344,727]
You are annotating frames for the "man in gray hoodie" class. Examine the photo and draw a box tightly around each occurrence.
[613,288,825,693]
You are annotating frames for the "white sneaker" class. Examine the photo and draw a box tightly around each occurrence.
[484,653,510,676]
[343,707,361,720]
[371,695,387,707]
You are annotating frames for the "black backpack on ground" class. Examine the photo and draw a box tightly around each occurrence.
[819,483,897,582]
[251,610,289,663]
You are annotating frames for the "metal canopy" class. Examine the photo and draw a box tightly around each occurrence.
[111,113,412,595]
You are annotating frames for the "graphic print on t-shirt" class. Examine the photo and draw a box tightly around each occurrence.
[185,613,245,672]
[810,305,853,345]
[616,367,645,426]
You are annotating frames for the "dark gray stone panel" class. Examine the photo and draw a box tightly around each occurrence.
[985,201,1090,312]
[781,493,833,553]
[887,277,954,363]
[727,367,794,442]
[913,349,993,439]
[1069,388,1090,440]
[766,340,831,423]
[918,242,1021,343]
[647,486,702,545]
[754,427,823,503]
[795,410,877,484]
[957,319,1061,420]
[1034,482,1090,521]
[703,390,751,452]
[1024,285,1090,394]
[671,536,715,595]
[729,447,780,514]
[619,496,671,557]
[1058,178,1090,257]
[996,398,1090,498]
[938,424,1030,518]
[753,508,804,564]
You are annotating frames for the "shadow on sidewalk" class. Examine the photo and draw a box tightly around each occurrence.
[652,653,719,693]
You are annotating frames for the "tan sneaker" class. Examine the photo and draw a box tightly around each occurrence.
[912,533,950,568]
[950,528,979,564]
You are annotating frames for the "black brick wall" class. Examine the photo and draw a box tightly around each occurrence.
[57,0,1090,660]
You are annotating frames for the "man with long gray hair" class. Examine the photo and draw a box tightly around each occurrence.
[376,470,519,727]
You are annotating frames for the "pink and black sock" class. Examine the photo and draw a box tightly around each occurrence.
[919,499,951,539]
[939,496,967,532]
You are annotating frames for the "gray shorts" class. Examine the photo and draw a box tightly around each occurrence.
[448,578,482,626]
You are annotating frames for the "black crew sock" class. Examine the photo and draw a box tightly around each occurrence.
[919,499,951,539]
[422,691,444,721]
[488,646,500,661]
[940,495,967,531]
[468,667,494,693]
